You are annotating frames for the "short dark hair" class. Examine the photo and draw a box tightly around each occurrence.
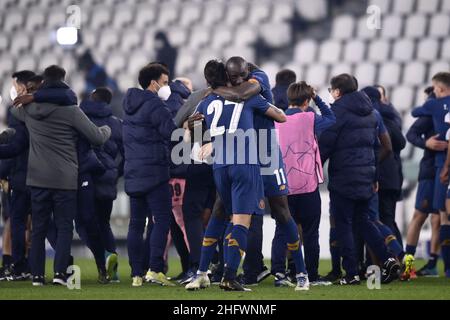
[204,60,227,89]
[432,72,450,88]
[43,65,66,81]
[276,69,297,87]
[138,63,169,89]
[91,87,113,104]
[424,86,435,96]
[287,81,314,106]
[374,84,386,97]
[330,74,358,95]
[12,70,36,85]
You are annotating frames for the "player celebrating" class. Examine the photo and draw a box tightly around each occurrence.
[186,60,286,291]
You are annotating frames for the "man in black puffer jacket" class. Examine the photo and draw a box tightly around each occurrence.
[320,74,400,285]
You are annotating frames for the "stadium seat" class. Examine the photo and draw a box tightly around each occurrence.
[0,34,9,53]
[117,72,137,92]
[417,38,439,62]
[248,1,270,25]
[331,15,355,40]
[211,28,232,50]
[296,0,327,22]
[38,52,61,71]
[368,0,391,14]
[225,2,248,26]
[272,1,294,22]
[305,64,328,88]
[317,88,331,104]
[4,11,24,32]
[119,29,141,53]
[112,7,134,29]
[281,63,303,80]
[90,7,112,30]
[188,26,211,50]
[80,29,98,49]
[179,3,202,27]
[343,40,365,63]
[391,86,414,113]
[443,0,450,13]
[195,49,221,73]
[176,49,196,76]
[330,63,353,78]
[405,14,427,39]
[392,39,414,62]
[378,62,401,87]
[441,39,450,60]
[25,11,46,32]
[98,31,120,54]
[16,55,37,72]
[354,63,377,88]
[46,10,66,29]
[403,62,426,86]
[392,0,415,14]
[429,61,450,80]
[380,15,403,39]
[234,24,258,47]
[106,53,126,76]
[319,40,342,64]
[294,39,318,65]
[201,2,225,26]
[10,32,30,56]
[414,85,429,107]
[356,16,378,39]
[223,46,255,65]
[429,14,450,38]
[368,39,390,63]
[166,27,187,48]
[259,22,291,48]
[260,62,281,88]
[0,54,15,80]
[31,32,52,55]
[134,5,157,29]
[417,0,440,13]
[127,50,151,76]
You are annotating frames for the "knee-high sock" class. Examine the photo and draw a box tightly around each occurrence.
[329,227,341,274]
[440,225,450,271]
[377,223,405,260]
[223,223,233,266]
[198,217,227,273]
[405,244,417,256]
[282,217,306,274]
[224,224,248,280]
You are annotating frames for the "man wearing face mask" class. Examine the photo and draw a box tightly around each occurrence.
[122,63,177,287]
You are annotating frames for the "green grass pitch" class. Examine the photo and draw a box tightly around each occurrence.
[0,258,448,300]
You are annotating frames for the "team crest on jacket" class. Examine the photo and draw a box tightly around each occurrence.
[259,199,266,210]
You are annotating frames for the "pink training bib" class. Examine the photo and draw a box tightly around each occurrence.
[275,111,324,195]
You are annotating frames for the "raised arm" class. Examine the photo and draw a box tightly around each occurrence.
[72,107,111,146]
[213,81,261,102]
[313,95,336,135]
[264,104,287,123]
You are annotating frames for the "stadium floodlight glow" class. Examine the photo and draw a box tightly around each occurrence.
[56,27,78,45]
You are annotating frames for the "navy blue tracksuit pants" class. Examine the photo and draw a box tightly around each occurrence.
[330,192,391,278]
[95,198,116,254]
[10,188,31,269]
[242,215,265,281]
[128,183,171,277]
[271,189,321,281]
[29,187,76,276]
[75,173,106,272]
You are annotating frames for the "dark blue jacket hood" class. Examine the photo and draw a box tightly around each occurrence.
[123,88,158,115]
[333,91,374,117]
[80,100,113,118]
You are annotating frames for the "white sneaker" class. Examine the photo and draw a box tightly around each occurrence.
[132,276,143,287]
[185,273,211,291]
[295,273,310,291]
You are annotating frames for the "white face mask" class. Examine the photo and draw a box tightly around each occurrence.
[10,86,18,101]
[328,92,335,104]
[155,82,171,101]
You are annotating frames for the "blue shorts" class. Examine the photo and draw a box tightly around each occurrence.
[213,165,265,216]
[433,168,447,212]
[261,165,289,198]
[416,179,437,214]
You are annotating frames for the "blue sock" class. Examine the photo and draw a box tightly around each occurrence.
[198,217,227,273]
[224,224,248,280]
[377,223,404,260]
[439,225,450,271]
[223,223,233,265]
[427,253,439,268]
[330,227,341,274]
[405,244,417,256]
[282,217,306,274]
